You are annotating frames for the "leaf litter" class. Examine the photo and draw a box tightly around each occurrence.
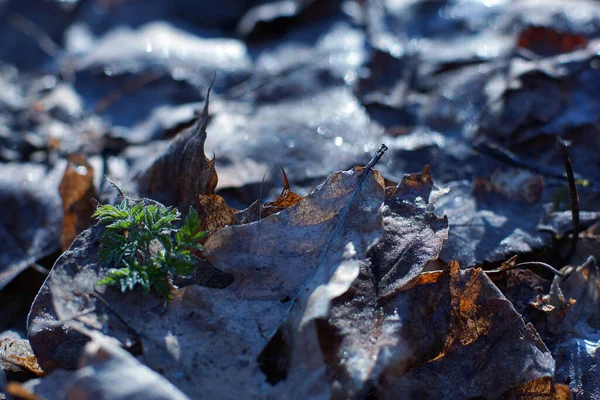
[22,95,569,398]
[4,0,600,399]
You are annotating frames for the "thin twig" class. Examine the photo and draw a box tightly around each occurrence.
[363,144,388,173]
[473,140,586,182]
[487,261,564,278]
[557,137,580,262]
[513,261,564,278]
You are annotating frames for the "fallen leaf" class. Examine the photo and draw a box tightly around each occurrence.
[279,257,555,399]
[0,162,64,290]
[59,154,97,251]
[518,26,588,56]
[528,257,600,397]
[21,331,190,400]
[260,166,302,218]
[65,331,190,400]
[0,332,43,376]
[272,161,553,398]
[549,257,600,336]
[197,194,236,234]
[372,262,554,399]
[436,180,546,267]
[489,267,552,315]
[555,337,600,398]
[370,165,449,296]
[134,83,218,213]
[233,166,302,224]
[28,165,385,398]
[498,376,571,400]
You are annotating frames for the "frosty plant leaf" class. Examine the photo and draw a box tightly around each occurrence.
[93,197,207,297]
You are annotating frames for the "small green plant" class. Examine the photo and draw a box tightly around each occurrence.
[92,198,207,298]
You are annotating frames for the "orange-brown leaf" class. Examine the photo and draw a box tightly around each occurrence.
[197,194,237,234]
[0,336,44,376]
[499,377,571,400]
[58,154,97,251]
[261,166,301,218]
[234,166,302,224]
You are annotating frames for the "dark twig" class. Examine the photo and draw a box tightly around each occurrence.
[557,137,580,261]
[363,144,388,173]
[473,140,586,182]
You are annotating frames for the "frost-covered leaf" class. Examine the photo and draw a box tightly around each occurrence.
[307,262,555,399]
[23,331,189,400]
[0,162,64,290]
[28,166,385,398]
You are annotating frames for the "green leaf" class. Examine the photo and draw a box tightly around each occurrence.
[94,195,207,298]
[92,204,129,225]
[176,207,207,250]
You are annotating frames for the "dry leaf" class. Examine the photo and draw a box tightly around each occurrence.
[279,258,554,399]
[518,26,588,56]
[59,154,97,251]
[134,83,217,213]
[0,163,63,290]
[28,166,385,398]
[233,166,301,224]
[260,166,302,218]
[0,334,43,376]
[499,376,571,400]
[371,262,554,399]
[370,165,449,296]
[555,337,600,399]
[197,194,236,234]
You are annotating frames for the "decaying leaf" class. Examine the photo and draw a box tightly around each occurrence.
[59,154,97,251]
[370,165,449,296]
[555,338,600,399]
[260,166,302,218]
[66,331,190,400]
[28,165,385,398]
[0,162,64,290]
[134,83,217,213]
[546,256,600,337]
[233,166,302,224]
[0,332,43,376]
[525,256,600,397]
[197,194,236,233]
[22,331,189,400]
[195,166,301,234]
[272,164,552,399]
[498,376,571,400]
[518,26,588,56]
[372,262,554,399]
[436,180,546,267]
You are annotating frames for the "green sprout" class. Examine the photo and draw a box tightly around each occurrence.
[92,198,207,298]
